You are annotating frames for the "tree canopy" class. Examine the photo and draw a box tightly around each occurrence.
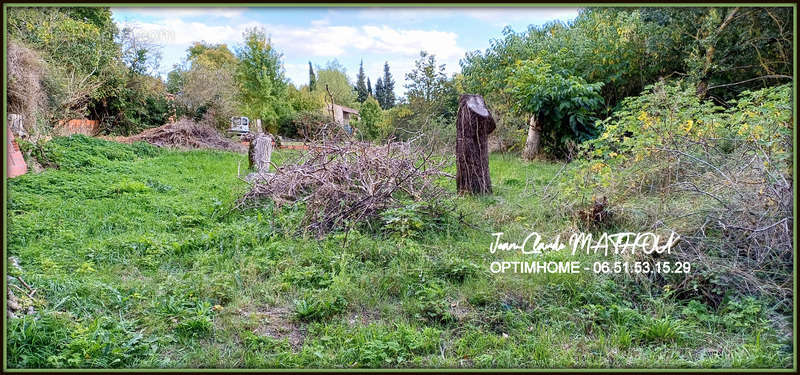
[236,27,291,131]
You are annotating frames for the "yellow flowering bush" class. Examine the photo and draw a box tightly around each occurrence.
[558,81,793,303]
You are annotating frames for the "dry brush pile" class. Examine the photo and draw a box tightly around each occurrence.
[238,132,454,237]
[108,118,246,152]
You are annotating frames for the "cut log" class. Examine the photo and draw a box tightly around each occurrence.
[456,94,496,195]
[248,133,274,173]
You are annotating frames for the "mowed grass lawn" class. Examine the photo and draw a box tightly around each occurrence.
[6,136,790,368]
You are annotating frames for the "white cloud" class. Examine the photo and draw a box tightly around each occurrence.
[362,26,462,60]
[119,18,464,60]
[283,62,309,86]
[113,9,471,94]
[117,18,262,46]
[262,24,463,61]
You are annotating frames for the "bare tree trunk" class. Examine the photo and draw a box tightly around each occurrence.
[696,7,739,98]
[456,94,496,195]
[248,133,274,173]
[522,115,541,161]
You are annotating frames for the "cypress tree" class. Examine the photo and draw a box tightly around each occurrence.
[355,59,368,103]
[308,61,316,91]
[367,77,372,97]
[374,77,385,109]
[381,61,396,109]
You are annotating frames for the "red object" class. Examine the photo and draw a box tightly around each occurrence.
[55,119,99,136]
[7,124,27,178]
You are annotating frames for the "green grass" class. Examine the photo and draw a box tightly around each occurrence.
[5,136,791,368]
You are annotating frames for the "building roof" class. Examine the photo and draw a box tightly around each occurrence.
[339,105,359,114]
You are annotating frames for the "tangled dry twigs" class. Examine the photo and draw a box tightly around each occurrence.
[238,129,454,236]
[7,41,47,138]
[109,118,246,152]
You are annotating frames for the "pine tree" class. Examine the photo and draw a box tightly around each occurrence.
[308,61,316,91]
[374,77,385,109]
[367,77,372,97]
[355,59,368,103]
[380,61,396,109]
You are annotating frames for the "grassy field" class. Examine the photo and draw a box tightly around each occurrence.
[6,136,791,368]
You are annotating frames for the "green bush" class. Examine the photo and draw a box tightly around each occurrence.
[506,57,604,156]
[561,81,793,305]
[279,110,331,139]
[353,96,382,140]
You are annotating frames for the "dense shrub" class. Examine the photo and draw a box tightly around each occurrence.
[352,96,382,140]
[279,110,332,139]
[561,81,793,308]
[7,8,171,137]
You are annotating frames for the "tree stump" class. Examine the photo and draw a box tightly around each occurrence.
[248,133,274,173]
[456,94,496,195]
[522,114,541,161]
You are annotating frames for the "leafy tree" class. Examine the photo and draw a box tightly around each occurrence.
[405,51,451,118]
[287,84,325,112]
[355,96,382,140]
[179,63,238,129]
[461,11,665,117]
[355,59,369,103]
[7,7,173,136]
[280,84,326,137]
[308,61,316,91]
[561,9,670,109]
[166,65,185,94]
[108,74,173,135]
[506,58,604,159]
[380,61,396,109]
[316,60,357,107]
[166,42,239,129]
[389,51,460,143]
[117,25,162,76]
[7,7,122,121]
[187,42,237,69]
[235,27,291,132]
[638,7,792,98]
[64,7,114,32]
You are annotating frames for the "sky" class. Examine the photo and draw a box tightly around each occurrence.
[110,6,580,97]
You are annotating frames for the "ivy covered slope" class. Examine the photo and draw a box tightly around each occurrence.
[7,135,790,368]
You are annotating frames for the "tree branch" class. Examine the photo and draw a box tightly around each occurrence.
[708,75,793,90]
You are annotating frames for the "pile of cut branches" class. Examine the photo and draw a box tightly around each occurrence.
[111,118,246,152]
[239,133,453,236]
